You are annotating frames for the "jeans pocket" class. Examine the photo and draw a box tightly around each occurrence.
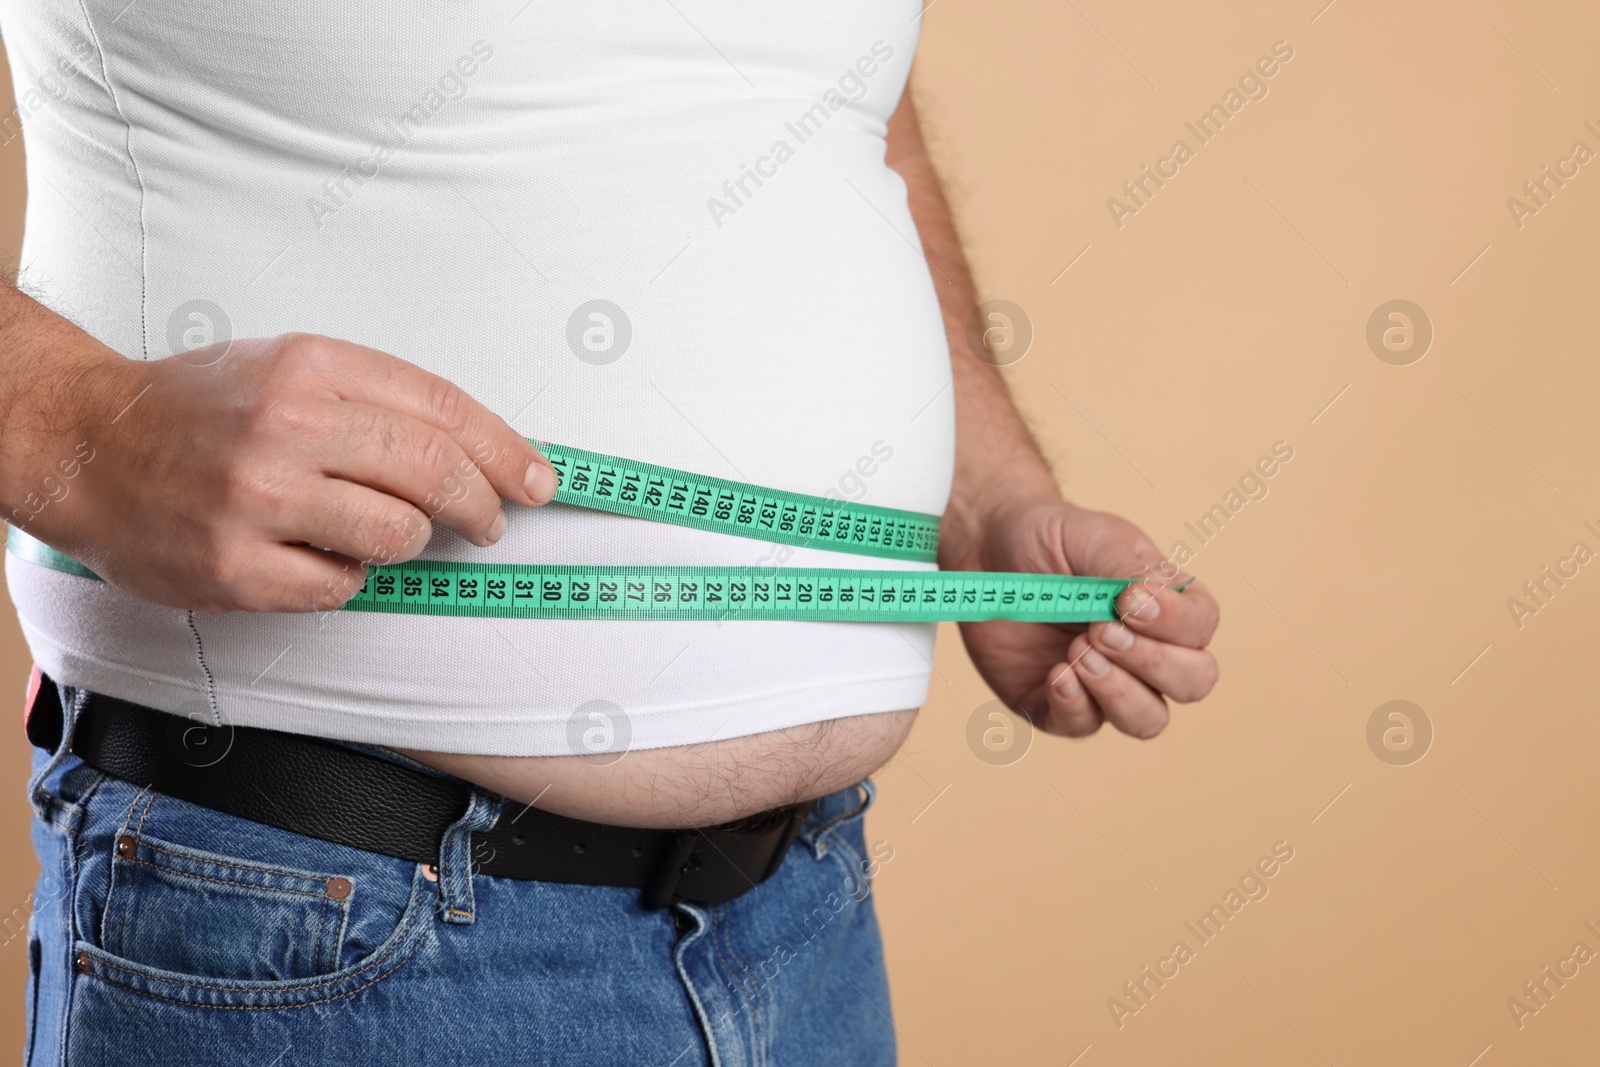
[71,779,433,1009]
[100,831,355,981]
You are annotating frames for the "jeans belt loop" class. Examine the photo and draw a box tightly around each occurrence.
[437,788,501,925]
[27,675,84,824]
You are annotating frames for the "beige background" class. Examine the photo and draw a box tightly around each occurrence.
[4,1,1600,1063]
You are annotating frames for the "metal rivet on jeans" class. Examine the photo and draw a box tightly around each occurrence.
[325,877,353,901]
[74,951,91,975]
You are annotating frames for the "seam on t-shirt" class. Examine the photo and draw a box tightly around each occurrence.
[183,611,224,728]
[70,0,149,359]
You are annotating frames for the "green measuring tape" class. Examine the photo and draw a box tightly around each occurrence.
[5,442,1130,623]
[537,442,941,564]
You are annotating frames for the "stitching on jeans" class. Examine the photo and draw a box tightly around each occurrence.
[99,811,367,987]
[327,893,349,973]
[116,855,339,900]
[312,894,329,975]
[80,877,427,996]
[129,838,348,888]
[126,794,158,955]
[105,787,144,956]
[115,786,150,840]
[670,907,726,1067]
[716,909,753,1038]
[719,907,767,1057]
[825,835,870,903]
[62,770,108,851]
[53,697,105,1067]
[807,783,871,851]
[80,905,431,1011]
[133,792,157,841]
[112,788,155,956]
[709,907,758,1045]
[708,907,734,995]
[86,900,423,992]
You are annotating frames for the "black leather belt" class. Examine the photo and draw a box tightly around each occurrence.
[26,674,812,908]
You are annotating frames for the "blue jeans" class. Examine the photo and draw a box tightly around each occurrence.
[22,683,897,1066]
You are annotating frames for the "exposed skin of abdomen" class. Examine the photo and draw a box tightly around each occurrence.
[398,707,918,828]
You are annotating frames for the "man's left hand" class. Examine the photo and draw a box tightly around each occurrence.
[952,500,1220,740]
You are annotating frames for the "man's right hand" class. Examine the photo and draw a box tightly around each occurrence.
[6,327,557,615]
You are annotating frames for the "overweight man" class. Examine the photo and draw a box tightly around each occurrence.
[0,2,1217,1063]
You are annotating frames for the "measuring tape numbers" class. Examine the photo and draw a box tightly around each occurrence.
[538,442,941,564]
[6,442,1131,624]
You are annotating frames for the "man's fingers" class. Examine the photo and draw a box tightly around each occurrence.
[299,336,557,508]
[283,477,436,567]
[1022,663,1104,738]
[297,401,509,547]
[1116,574,1219,650]
[1068,634,1170,739]
[192,542,368,615]
[276,544,372,612]
[1086,620,1220,703]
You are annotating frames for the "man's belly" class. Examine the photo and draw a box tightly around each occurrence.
[398,708,918,828]
[3,0,958,755]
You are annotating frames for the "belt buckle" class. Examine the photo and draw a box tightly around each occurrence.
[643,831,699,909]
[759,802,812,883]
[642,802,814,910]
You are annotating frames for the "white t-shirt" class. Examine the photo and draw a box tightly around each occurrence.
[0,0,956,754]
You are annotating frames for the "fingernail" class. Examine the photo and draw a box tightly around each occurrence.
[525,462,558,504]
[1124,588,1160,623]
[486,510,506,544]
[1050,665,1080,699]
[1079,649,1112,676]
[1100,622,1133,652]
